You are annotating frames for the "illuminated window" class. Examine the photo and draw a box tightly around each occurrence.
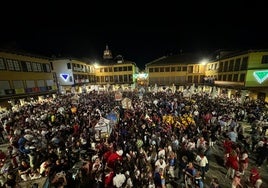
[36,63,43,72]
[26,62,32,72]
[6,59,15,70]
[0,58,6,70]
[32,62,38,72]
[13,60,21,71]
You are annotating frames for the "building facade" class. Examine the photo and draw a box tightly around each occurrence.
[146,53,206,86]
[51,58,95,93]
[48,45,138,93]
[145,50,268,102]
[0,50,57,107]
[207,50,268,101]
[94,45,138,90]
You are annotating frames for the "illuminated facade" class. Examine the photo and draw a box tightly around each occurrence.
[206,50,268,101]
[0,50,57,103]
[94,59,137,86]
[145,53,206,86]
[146,50,268,101]
[51,46,138,92]
[51,58,95,93]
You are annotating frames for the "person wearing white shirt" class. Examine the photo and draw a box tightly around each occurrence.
[155,157,167,174]
[195,152,209,180]
[113,172,126,188]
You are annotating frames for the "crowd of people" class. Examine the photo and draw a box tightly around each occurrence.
[0,88,267,188]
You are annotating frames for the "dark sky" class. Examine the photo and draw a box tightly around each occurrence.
[0,1,267,69]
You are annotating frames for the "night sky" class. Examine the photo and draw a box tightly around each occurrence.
[0,1,267,69]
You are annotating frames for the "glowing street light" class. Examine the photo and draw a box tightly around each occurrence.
[200,58,208,65]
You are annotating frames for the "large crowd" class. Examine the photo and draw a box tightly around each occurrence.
[0,89,267,188]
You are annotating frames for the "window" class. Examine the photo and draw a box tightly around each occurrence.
[160,67,164,72]
[240,73,245,82]
[261,55,268,64]
[218,62,223,72]
[165,67,170,72]
[223,61,228,72]
[32,62,38,72]
[114,75,118,82]
[211,64,214,70]
[194,76,198,83]
[228,60,234,72]
[182,66,187,71]
[26,62,32,72]
[21,61,28,72]
[124,75,128,82]
[188,76,193,83]
[6,59,15,70]
[234,58,241,71]
[127,66,132,71]
[176,66,181,71]
[149,68,154,72]
[188,66,193,73]
[36,63,43,72]
[67,63,71,69]
[241,57,248,70]
[215,63,219,70]
[13,60,21,71]
[228,74,232,81]
[171,67,175,72]
[50,62,54,70]
[46,64,51,72]
[0,58,6,70]
[105,76,109,82]
[233,74,238,81]
[119,75,123,82]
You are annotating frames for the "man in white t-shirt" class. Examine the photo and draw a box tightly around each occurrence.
[155,156,167,173]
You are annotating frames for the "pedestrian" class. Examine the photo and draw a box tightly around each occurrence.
[195,151,209,180]
[247,167,263,188]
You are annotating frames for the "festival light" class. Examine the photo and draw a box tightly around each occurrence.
[253,70,268,84]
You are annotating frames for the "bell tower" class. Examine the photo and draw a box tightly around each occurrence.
[103,44,113,59]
